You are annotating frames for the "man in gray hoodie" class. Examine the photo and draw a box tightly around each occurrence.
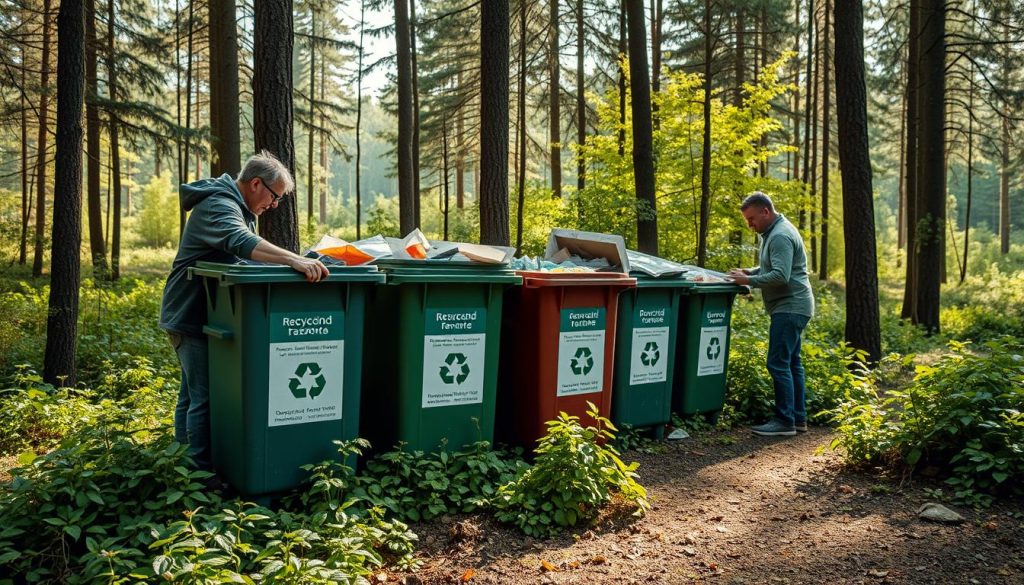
[728,192,815,437]
[160,151,328,471]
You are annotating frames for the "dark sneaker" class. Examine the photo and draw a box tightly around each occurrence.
[751,420,797,437]
[795,421,808,432]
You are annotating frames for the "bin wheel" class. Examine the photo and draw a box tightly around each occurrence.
[704,410,721,426]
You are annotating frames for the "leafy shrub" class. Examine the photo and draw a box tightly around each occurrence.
[352,441,525,523]
[493,403,649,536]
[135,171,180,248]
[828,338,1024,506]
[941,266,1024,341]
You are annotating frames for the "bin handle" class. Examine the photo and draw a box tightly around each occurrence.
[203,325,234,341]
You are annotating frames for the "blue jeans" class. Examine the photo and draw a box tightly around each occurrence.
[170,333,212,470]
[767,312,810,427]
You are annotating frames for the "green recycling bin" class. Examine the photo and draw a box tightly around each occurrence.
[611,275,694,437]
[190,261,385,498]
[672,282,748,421]
[361,260,521,453]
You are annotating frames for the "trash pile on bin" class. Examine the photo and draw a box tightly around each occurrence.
[304,229,515,266]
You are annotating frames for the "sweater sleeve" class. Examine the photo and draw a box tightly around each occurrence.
[748,236,793,288]
[189,198,262,259]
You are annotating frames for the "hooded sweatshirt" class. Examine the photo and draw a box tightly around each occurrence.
[159,174,263,336]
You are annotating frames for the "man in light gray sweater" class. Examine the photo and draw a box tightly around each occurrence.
[728,192,815,437]
[160,151,329,471]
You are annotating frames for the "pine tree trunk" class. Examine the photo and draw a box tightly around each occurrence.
[627,0,657,255]
[442,116,450,240]
[618,1,626,157]
[650,0,661,128]
[819,0,830,280]
[834,0,880,363]
[961,61,973,283]
[410,0,422,226]
[32,0,52,278]
[45,0,85,386]
[107,0,122,280]
[1000,117,1010,254]
[85,0,107,278]
[697,0,713,266]
[20,43,30,265]
[355,0,365,239]
[809,1,820,273]
[395,0,416,233]
[549,0,561,199]
[254,0,299,251]
[576,0,586,190]
[914,0,944,333]
[799,0,815,232]
[516,0,527,250]
[897,69,907,249]
[791,0,801,184]
[176,0,185,235]
[456,71,465,209]
[209,0,241,177]
[479,0,510,246]
[735,7,745,106]
[320,53,327,225]
[307,7,316,225]
[901,1,920,320]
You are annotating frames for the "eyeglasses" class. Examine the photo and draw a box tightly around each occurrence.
[260,178,283,205]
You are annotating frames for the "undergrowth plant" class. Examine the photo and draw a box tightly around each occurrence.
[493,403,650,537]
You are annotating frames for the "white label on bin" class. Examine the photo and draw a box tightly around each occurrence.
[696,326,728,377]
[421,308,487,408]
[268,311,344,427]
[630,326,670,385]
[557,308,606,397]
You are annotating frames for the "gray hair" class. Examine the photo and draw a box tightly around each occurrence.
[238,150,295,194]
[740,191,775,212]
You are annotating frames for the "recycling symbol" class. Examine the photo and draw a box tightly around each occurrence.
[640,341,661,366]
[706,337,722,360]
[439,352,470,385]
[289,362,326,399]
[570,346,595,376]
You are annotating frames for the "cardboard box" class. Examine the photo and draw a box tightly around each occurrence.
[544,229,631,273]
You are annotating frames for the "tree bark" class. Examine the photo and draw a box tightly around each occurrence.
[809,0,820,274]
[32,0,52,278]
[901,0,920,320]
[355,0,365,239]
[19,43,29,266]
[517,0,527,250]
[576,0,586,190]
[410,0,422,226]
[697,0,713,266]
[617,0,626,157]
[254,0,298,251]
[834,0,880,363]
[85,0,106,279]
[913,0,944,333]
[799,0,815,232]
[961,61,973,283]
[735,6,745,106]
[46,0,85,386]
[307,6,316,224]
[550,0,562,199]
[627,0,657,254]
[456,71,465,208]
[1000,116,1010,254]
[320,51,327,224]
[209,0,240,177]
[650,0,662,128]
[819,0,830,280]
[791,0,801,183]
[479,0,510,246]
[395,0,416,233]
[107,0,122,280]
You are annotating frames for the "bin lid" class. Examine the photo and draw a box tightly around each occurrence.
[517,270,637,289]
[374,258,522,285]
[189,261,386,284]
[682,281,750,294]
[632,273,698,289]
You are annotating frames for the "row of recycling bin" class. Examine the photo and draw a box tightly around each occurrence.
[190,259,746,498]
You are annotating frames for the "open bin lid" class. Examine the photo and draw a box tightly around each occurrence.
[374,258,522,285]
[517,270,637,289]
[189,261,385,284]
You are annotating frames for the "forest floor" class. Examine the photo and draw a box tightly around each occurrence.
[391,427,1024,585]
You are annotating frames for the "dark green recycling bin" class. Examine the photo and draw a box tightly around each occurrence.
[611,276,694,436]
[672,282,748,420]
[361,260,521,453]
[190,261,384,498]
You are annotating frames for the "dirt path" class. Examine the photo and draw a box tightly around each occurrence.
[395,428,1024,584]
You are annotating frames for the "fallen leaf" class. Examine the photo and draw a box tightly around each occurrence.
[540,560,558,573]
[568,561,580,569]
[460,569,476,582]
[590,555,607,565]
[984,521,998,531]
[839,485,855,494]
[868,569,890,578]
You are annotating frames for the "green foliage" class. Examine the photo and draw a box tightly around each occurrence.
[365,195,400,238]
[493,403,649,537]
[828,339,1024,506]
[511,182,578,255]
[352,441,525,523]
[134,171,180,249]
[941,265,1024,341]
[574,56,802,270]
[0,374,99,456]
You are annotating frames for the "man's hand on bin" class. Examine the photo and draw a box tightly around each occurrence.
[290,256,330,282]
[727,268,751,286]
